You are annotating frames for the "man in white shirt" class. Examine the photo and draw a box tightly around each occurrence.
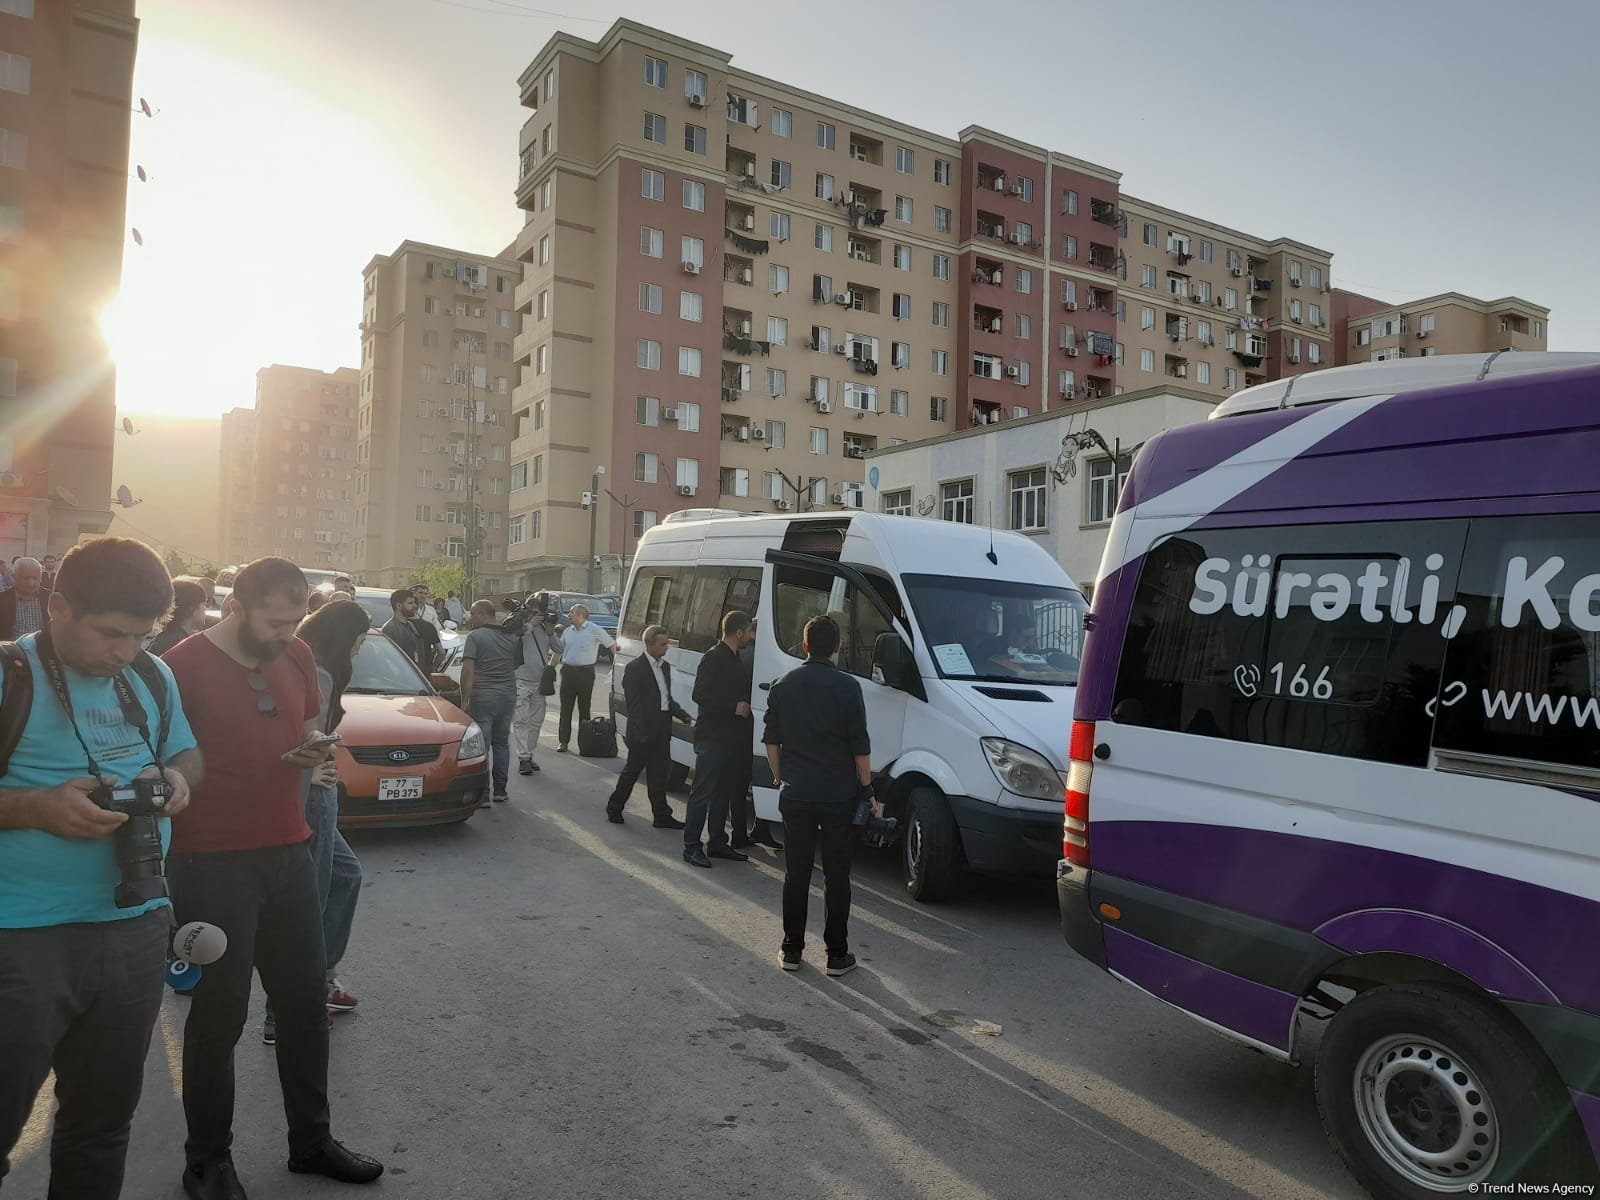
[412,583,442,630]
[445,592,466,625]
[556,604,615,753]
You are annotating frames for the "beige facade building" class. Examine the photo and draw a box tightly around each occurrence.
[1333,290,1549,364]
[355,240,519,592]
[505,19,1552,593]
[0,0,138,560]
[217,365,359,569]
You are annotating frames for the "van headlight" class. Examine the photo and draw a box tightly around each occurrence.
[980,738,1065,800]
[457,723,485,761]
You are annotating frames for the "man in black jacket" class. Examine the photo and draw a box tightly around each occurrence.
[763,615,872,976]
[606,625,690,826]
[683,610,755,868]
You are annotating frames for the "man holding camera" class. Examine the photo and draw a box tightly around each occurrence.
[761,615,872,976]
[512,594,558,775]
[164,558,383,1198]
[0,537,202,1199]
[460,599,520,805]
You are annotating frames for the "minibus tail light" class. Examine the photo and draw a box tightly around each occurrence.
[1063,720,1094,868]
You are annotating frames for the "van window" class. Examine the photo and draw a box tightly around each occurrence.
[622,569,686,638]
[903,574,1085,685]
[680,567,763,653]
[772,562,894,680]
[1433,515,1600,773]
[1111,521,1469,765]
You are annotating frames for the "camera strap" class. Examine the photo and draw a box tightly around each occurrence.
[36,631,165,781]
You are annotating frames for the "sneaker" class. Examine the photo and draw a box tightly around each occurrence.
[326,981,359,1013]
[518,757,534,776]
[492,792,508,803]
[262,1020,275,1046]
[529,759,541,772]
[556,745,569,754]
[479,796,491,809]
[779,949,802,972]
[825,952,858,978]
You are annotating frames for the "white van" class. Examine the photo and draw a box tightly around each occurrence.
[613,511,1088,900]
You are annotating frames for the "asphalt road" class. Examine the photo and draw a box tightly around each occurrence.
[11,675,1361,1200]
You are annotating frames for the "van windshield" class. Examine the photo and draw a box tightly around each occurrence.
[903,575,1087,685]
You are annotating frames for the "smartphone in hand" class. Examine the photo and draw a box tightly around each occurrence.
[282,732,342,761]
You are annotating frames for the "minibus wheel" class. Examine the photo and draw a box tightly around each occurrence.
[1315,983,1593,1198]
[903,787,958,903]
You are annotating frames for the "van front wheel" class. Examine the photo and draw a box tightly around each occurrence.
[1315,984,1594,1199]
[902,787,958,903]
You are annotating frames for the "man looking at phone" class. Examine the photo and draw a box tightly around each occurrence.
[163,558,383,1198]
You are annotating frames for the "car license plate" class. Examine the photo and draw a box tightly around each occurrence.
[377,776,424,802]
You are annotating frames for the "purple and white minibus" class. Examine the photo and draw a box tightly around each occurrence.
[1058,353,1600,1198]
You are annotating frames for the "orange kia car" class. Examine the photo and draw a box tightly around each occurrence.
[334,632,489,828]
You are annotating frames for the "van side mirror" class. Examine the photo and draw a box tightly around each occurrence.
[872,632,914,691]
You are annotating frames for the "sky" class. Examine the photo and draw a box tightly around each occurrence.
[106,0,1600,419]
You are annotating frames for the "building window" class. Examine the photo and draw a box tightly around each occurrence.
[511,461,529,490]
[644,55,667,88]
[635,452,659,484]
[817,121,836,150]
[809,426,828,455]
[1198,240,1213,263]
[1016,269,1031,294]
[933,206,952,234]
[1534,320,1545,339]
[929,254,950,281]
[0,53,29,95]
[676,458,699,490]
[679,291,703,322]
[643,112,666,144]
[814,223,834,253]
[815,173,834,201]
[1224,367,1238,390]
[678,347,702,377]
[1308,343,1322,365]
[892,244,911,271]
[533,400,545,430]
[682,179,705,211]
[932,302,950,328]
[1140,348,1155,373]
[1087,456,1131,524]
[895,146,914,174]
[633,510,658,538]
[1141,265,1157,289]
[771,108,792,138]
[684,123,707,155]
[894,196,912,223]
[537,235,550,266]
[1288,259,1303,285]
[681,235,704,267]
[1223,287,1237,311]
[1195,361,1211,385]
[882,489,912,516]
[676,401,701,431]
[933,158,951,185]
[535,345,548,375]
[1419,313,1436,333]
[770,159,791,189]
[767,367,787,396]
[769,264,789,293]
[537,290,549,320]
[767,316,788,345]
[1310,265,1323,289]
[639,282,662,314]
[1310,303,1323,327]
[930,395,948,422]
[941,479,975,524]
[1016,313,1031,339]
[683,69,707,99]
[1143,223,1158,246]
[637,395,661,426]
[640,226,664,257]
[637,339,661,370]
[770,212,790,241]
[1016,177,1033,203]
[1062,189,1078,216]
[1009,468,1047,532]
[931,349,949,375]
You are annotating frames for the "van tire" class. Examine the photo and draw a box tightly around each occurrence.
[1314,983,1595,1199]
[902,787,958,903]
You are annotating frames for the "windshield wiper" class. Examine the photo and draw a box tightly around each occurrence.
[343,685,412,695]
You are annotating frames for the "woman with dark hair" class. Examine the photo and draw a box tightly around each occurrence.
[148,578,210,656]
[261,597,370,1045]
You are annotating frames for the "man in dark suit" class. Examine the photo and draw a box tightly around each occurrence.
[606,624,691,827]
[0,557,49,640]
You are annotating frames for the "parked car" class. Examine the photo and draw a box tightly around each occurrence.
[341,586,463,702]
[549,592,619,661]
[334,631,488,829]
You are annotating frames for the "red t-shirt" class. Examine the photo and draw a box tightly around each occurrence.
[164,633,322,855]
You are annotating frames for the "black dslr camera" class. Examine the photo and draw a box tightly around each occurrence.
[852,787,898,848]
[91,777,173,909]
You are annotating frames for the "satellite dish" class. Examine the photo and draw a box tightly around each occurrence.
[116,485,140,508]
[138,98,154,118]
[131,228,143,246]
[135,165,148,183]
[121,417,138,435]
[52,486,79,507]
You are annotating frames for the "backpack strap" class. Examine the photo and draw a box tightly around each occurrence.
[125,650,171,755]
[0,641,33,780]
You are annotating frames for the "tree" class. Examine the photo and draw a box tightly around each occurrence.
[414,561,467,600]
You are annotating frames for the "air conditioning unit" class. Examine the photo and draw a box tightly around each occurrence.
[436,514,447,522]
[775,498,791,510]
[1009,233,1026,246]
[1004,365,1020,378]
[834,342,850,355]
[1290,278,1301,287]
[663,407,679,421]
[816,400,832,414]
[740,214,755,231]
[991,177,1006,192]
[751,426,766,439]
[1291,316,1302,324]
[738,319,752,335]
[987,319,1001,333]
[743,163,756,179]
[1063,301,1077,311]
[737,427,751,441]
[830,492,845,504]
[1066,346,1079,357]
[679,484,697,496]
[740,268,753,285]
[1288,354,1302,363]
[833,292,852,307]
[1417,329,1430,339]
[1011,183,1026,197]
[688,93,706,108]
[851,149,868,162]
[434,482,445,490]
[437,407,449,417]
[682,261,700,275]
[1230,267,1245,277]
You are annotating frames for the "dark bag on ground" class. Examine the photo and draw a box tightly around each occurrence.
[578,716,617,758]
[538,664,557,696]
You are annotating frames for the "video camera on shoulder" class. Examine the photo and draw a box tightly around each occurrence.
[499,590,557,636]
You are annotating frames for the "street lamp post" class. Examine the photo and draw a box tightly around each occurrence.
[586,464,604,594]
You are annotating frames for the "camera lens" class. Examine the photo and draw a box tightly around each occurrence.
[111,814,169,909]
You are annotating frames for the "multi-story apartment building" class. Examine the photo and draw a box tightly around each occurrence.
[217,406,257,565]
[506,20,1551,593]
[218,365,359,568]
[1332,290,1549,364]
[1119,197,1333,395]
[355,240,519,593]
[0,0,138,559]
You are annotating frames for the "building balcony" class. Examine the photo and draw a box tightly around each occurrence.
[972,256,1004,287]
[975,210,1006,242]
[724,254,754,287]
[513,327,537,366]
[723,331,772,356]
[725,201,757,235]
[841,283,880,315]
[976,165,1007,194]
[726,146,757,181]
[847,134,883,167]
[845,235,881,266]
[1090,199,1119,226]
[973,304,1004,335]
[1088,243,1118,273]
[513,273,536,315]
[1164,355,1189,381]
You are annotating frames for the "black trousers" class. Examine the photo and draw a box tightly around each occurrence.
[168,844,331,1165]
[780,802,854,955]
[608,730,673,819]
[683,741,734,850]
[558,664,595,747]
[728,739,753,845]
[0,910,169,1199]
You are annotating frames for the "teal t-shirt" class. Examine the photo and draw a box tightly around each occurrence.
[0,634,198,928]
